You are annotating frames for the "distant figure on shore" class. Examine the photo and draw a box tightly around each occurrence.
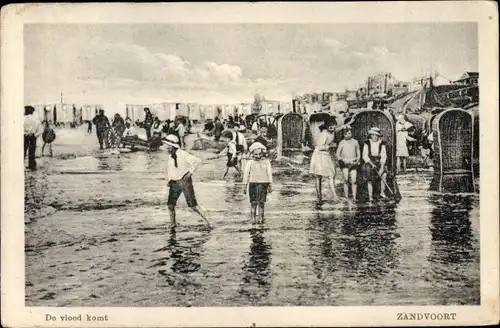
[152,117,163,136]
[41,120,56,157]
[24,106,43,170]
[143,107,154,140]
[92,109,110,150]
[175,118,187,149]
[213,117,224,142]
[203,119,214,135]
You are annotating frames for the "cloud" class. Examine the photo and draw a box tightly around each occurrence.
[322,38,348,54]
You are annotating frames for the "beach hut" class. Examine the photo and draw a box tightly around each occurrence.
[429,109,475,193]
[276,113,305,157]
[189,103,201,122]
[349,110,400,203]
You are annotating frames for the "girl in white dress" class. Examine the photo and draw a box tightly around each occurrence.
[309,121,341,206]
[396,114,417,173]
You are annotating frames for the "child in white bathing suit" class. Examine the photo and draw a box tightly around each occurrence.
[336,127,360,202]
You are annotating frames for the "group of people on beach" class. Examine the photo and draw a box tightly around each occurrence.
[159,113,397,230]
[89,107,188,150]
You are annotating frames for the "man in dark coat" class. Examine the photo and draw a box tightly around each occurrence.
[143,107,154,140]
[92,109,111,149]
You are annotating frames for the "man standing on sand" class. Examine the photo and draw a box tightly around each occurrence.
[24,106,43,170]
[212,117,224,142]
[163,134,212,230]
[143,107,154,140]
[92,109,111,149]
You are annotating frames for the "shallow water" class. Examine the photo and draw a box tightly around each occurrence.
[25,127,480,306]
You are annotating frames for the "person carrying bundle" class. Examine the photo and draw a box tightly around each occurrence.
[41,120,56,157]
[362,127,388,202]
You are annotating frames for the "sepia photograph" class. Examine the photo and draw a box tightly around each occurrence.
[2,2,499,327]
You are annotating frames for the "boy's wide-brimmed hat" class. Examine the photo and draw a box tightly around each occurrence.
[164,134,180,148]
[368,127,382,136]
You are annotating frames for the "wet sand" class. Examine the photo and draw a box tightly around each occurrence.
[25,126,480,306]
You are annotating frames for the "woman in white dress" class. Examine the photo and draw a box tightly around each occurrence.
[396,114,417,173]
[309,121,341,206]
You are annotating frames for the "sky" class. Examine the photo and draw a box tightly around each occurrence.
[25,23,478,113]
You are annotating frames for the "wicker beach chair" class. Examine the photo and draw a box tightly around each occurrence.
[472,108,479,178]
[276,113,305,158]
[348,110,401,203]
[429,109,475,193]
[304,113,338,148]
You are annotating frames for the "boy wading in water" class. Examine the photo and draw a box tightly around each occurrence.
[336,126,360,202]
[243,142,273,224]
[362,127,388,203]
[163,134,211,230]
[208,131,241,178]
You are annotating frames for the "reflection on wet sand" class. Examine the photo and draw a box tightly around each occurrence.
[96,155,123,171]
[237,226,272,305]
[25,135,480,306]
[339,207,399,279]
[427,194,479,305]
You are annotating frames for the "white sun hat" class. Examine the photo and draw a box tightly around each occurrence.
[164,134,180,148]
[249,142,267,153]
[368,127,382,136]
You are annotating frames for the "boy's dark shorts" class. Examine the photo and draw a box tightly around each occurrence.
[338,160,358,172]
[249,183,270,204]
[167,175,198,207]
[226,153,238,167]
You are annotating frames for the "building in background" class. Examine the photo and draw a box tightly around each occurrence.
[453,72,479,86]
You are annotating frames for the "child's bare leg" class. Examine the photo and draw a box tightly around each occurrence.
[49,143,53,157]
[367,182,374,202]
[402,158,407,172]
[329,176,340,202]
[42,143,46,156]
[258,203,265,222]
[167,204,176,228]
[315,176,323,204]
[250,203,258,223]
[351,170,357,201]
[396,157,401,173]
[342,168,349,198]
[223,167,230,178]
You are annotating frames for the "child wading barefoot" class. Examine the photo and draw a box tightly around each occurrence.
[163,134,212,230]
[309,121,341,207]
[243,142,273,223]
[336,126,360,202]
